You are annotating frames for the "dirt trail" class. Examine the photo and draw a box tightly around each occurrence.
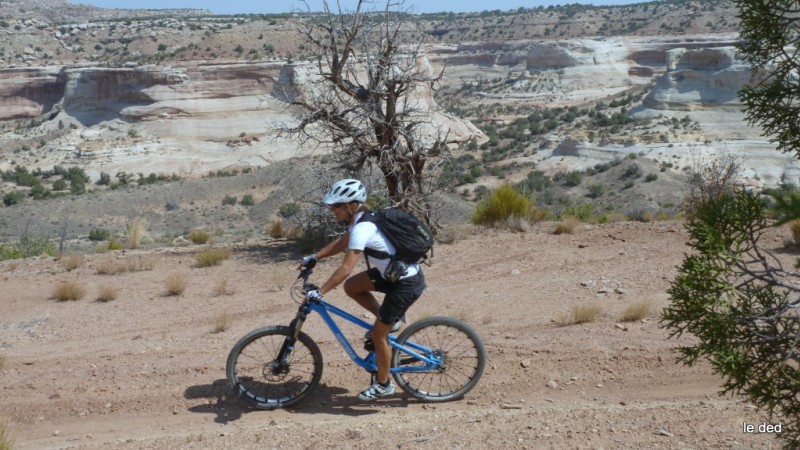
[1,221,785,449]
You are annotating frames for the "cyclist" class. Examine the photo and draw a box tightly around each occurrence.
[299,179,426,401]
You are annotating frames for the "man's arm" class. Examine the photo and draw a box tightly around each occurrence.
[316,232,349,260]
[319,249,362,295]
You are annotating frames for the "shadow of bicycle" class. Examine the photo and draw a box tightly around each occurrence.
[184,379,409,423]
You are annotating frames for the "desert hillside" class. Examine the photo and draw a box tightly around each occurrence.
[0,0,794,247]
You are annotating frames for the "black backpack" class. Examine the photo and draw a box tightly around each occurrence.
[357,208,434,264]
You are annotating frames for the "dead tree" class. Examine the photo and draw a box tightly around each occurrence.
[283,0,455,226]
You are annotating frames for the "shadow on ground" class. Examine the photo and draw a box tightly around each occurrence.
[184,379,414,423]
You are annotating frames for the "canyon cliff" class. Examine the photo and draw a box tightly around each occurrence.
[0,0,795,188]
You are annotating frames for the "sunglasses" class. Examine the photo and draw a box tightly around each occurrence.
[329,203,347,209]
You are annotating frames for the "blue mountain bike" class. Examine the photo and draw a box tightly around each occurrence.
[226,261,486,409]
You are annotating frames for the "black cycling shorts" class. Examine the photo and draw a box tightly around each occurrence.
[367,267,426,325]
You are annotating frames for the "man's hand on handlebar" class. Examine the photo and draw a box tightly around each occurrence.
[297,253,317,270]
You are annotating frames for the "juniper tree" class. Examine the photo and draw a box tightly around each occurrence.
[663,2,800,444]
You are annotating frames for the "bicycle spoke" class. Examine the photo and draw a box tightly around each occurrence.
[392,317,485,402]
[227,326,323,409]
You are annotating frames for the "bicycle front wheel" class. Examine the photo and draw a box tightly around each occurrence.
[226,325,323,409]
[391,316,486,402]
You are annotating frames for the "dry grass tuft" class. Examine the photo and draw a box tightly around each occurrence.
[195,248,232,267]
[267,219,301,239]
[165,272,189,296]
[267,219,286,238]
[96,285,118,302]
[126,255,157,272]
[526,206,549,223]
[126,217,149,249]
[213,278,237,296]
[96,255,156,275]
[213,313,233,333]
[504,216,530,232]
[553,216,581,235]
[96,260,125,275]
[52,281,86,301]
[188,230,213,245]
[0,422,15,450]
[621,300,653,322]
[791,220,800,247]
[62,253,85,271]
[269,271,286,291]
[436,227,462,244]
[557,303,603,326]
[453,308,472,323]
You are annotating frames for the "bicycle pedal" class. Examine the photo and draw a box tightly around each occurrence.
[363,338,375,352]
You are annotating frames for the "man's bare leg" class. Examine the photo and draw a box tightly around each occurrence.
[343,271,380,317]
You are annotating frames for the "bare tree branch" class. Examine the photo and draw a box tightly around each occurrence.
[281,0,454,227]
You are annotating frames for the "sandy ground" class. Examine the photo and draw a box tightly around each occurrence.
[0,221,788,449]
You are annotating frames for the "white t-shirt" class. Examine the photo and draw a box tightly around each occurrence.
[348,211,419,280]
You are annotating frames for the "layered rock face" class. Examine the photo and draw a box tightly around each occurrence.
[0,57,479,177]
[430,34,745,106]
[0,28,792,185]
[643,46,757,110]
[428,34,798,187]
[0,67,64,120]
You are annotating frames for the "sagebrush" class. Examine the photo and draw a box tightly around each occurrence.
[471,184,529,226]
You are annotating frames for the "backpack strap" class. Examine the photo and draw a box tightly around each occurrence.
[356,211,392,261]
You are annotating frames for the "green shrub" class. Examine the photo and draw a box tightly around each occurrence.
[471,184,529,226]
[515,171,551,196]
[587,183,605,199]
[279,201,301,218]
[188,230,212,244]
[240,194,255,206]
[52,178,67,191]
[70,173,86,195]
[562,170,583,187]
[107,239,125,251]
[562,203,594,222]
[3,191,24,206]
[30,183,50,200]
[222,195,237,205]
[89,228,110,241]
[0,235,54,260]
[622,163,642,179]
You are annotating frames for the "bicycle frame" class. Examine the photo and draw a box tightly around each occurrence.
[293,296,442,375]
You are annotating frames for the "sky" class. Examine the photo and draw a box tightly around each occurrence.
[71,0,647,15]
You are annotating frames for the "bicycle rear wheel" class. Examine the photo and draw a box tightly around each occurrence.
[391,316,486,402]
[226,325,323,409]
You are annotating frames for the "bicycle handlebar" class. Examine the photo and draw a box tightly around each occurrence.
[297,260,318,295]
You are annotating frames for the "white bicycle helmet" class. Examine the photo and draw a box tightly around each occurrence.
[322,179,367,205]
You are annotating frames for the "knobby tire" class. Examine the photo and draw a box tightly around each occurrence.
[226,326,323,409]
[391,316,486,402]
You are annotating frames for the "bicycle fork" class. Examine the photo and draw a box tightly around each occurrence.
[274,301,312,371]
